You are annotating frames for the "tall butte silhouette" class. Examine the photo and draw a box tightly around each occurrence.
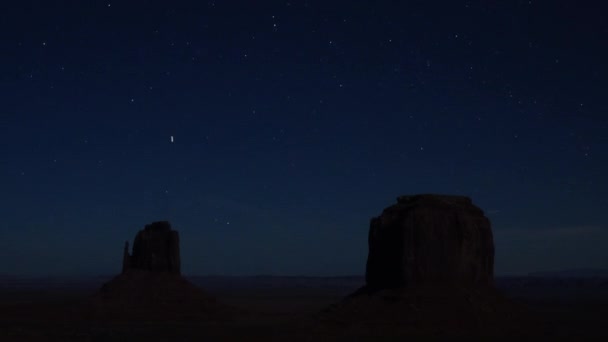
[321,194,530,337]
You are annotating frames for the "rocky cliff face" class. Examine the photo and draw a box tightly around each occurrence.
[319,195,527,336]
[122,221,181,275]
[365,194,495,290]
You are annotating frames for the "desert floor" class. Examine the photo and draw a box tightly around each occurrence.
[1,276,607,341]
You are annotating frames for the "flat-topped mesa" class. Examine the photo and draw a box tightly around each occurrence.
[365,194,495,291]
[122,221,181,275]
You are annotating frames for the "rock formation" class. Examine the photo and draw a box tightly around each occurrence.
[364,194,495,291]
[319,195,528,337]
[122,221,181,275]
[94,221,230,320]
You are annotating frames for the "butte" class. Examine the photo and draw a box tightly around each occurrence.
[320,194,530,338]
[91,221,229,321]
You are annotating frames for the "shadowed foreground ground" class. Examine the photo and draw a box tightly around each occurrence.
[1,276,608,341]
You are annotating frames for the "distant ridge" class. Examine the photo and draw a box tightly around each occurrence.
[528,268,608,278]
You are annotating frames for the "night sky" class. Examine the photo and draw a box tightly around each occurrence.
[1,1,607,277]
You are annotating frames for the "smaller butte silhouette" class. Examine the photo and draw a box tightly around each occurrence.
[93,221,228,320]
[122,221,181,275]
[321,195,529,337]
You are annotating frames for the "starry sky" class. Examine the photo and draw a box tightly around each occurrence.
[1,1,607,277]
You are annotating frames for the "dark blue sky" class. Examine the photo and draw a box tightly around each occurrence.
[1,1,607,276]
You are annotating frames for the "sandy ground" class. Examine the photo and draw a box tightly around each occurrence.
[1,277,607,341]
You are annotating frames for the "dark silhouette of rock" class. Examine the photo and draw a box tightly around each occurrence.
[365,194,494,291]
[93,221,231,321]
[319,194,530,337]
[122,221,181,275]
[95,270,230,321]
